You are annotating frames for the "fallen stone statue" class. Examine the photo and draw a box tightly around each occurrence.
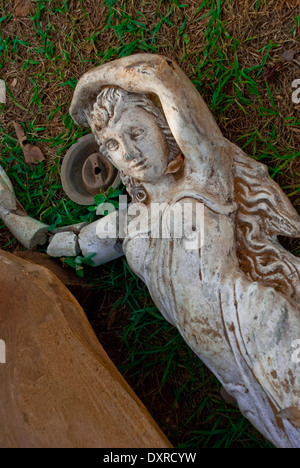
[0,54,300,448]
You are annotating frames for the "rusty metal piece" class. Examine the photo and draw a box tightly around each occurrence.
[61,134,120,205]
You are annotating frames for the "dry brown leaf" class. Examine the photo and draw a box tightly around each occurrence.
[14,0,31,17]
[262,64,282,84]
[86,44,94,54]
[13,122,45,165]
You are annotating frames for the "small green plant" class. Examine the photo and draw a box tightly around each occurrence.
[63,252,97,277]
[88,185,125,214]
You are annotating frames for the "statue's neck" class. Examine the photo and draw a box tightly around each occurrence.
[141,174,182,204]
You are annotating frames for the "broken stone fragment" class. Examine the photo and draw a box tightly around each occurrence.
[78,218,124,266]
[0,166,17,211]
[0,165,48,249]
[0,207,48,250]
[47,231,81,258]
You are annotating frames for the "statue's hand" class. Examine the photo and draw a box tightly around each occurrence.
[0,166,17,213]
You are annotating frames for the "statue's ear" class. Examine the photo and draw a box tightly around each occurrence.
[165,153,185,176]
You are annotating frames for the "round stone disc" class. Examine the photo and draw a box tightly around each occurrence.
[61,134,120,205]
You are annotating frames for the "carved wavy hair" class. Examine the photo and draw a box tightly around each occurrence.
[232,144,300,305]
[89,87,300,304]
[89,86,180,202]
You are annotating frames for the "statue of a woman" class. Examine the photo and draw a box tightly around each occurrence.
[69,54,300,448]
[1,54,299,447]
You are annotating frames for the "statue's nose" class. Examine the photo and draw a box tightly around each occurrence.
[124,153,134,162]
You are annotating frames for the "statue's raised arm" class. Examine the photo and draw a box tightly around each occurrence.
[70,54,234,209]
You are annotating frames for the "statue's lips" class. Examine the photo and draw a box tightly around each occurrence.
[131,158,148,170]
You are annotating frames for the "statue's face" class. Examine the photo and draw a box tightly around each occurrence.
[95,106,169,182]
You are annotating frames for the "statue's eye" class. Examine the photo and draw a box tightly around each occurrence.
[105,139,119,151]
[131,128,144,140]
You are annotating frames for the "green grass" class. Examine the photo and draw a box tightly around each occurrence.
[0,0,299,447]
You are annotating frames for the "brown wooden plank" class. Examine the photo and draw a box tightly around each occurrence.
[0,250,172,448]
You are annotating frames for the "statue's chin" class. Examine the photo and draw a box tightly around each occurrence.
[132,166,168,184]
